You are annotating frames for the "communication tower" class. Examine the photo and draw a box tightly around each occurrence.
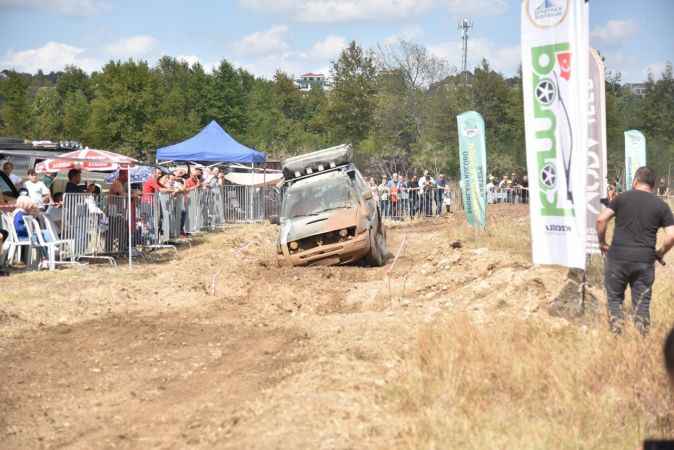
[458,17,473,84]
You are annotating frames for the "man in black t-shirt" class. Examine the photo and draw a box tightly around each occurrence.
[65,169,85,193]
[596,166,674,334]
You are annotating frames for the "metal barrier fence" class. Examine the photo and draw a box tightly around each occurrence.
[58,187,236,263]
[378,188,463,220]
[222,185,280,224]
[487,187,529,204]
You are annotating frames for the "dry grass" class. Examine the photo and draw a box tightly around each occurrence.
[390,312,674,449]
[389,205,674,450]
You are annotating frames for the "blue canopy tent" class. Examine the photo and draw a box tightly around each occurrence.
[156,120,266,163]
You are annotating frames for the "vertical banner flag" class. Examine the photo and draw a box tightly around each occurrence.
[521,0,590,269]
[624,130,646,188]
[457,111,487,228]
[586,48,608,254]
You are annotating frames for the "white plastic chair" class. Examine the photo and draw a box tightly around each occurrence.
[5,210,33,266]
[23,215,75,271]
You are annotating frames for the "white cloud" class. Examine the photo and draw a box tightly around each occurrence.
[429,37,520,74]
[105,35,159,58]
[233,25,290,57]
[591,20,638,47]
[175,55,218,72]
[307,35,348,60]
[0,41,100,73]
[383,25,424,46]
[0,0,108,16]
[644,61,669,79]
[446,0,507,16]
[239,0,435,23]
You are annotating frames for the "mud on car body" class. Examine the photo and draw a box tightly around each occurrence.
[272,144,387,267]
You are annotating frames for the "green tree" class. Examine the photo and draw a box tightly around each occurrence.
[57,65,92,100]
[85,60,159,157]
[31,86,62,139]
[328,41,377,147]
[209,60,246,137]
[0,71,31,137]
[63,90,90,140]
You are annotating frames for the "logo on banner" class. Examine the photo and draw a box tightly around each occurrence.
[531,43,574,218]
[527,0,569,28]
[463,126,479,138]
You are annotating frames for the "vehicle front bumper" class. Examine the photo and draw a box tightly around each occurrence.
[283,231,370,266]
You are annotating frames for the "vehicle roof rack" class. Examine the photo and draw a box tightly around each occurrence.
[282,144,352,180]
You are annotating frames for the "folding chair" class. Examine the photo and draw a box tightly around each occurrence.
[5,211,33,266]
[23,215,76,271]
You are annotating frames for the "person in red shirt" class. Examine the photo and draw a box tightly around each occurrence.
[184,167,203,191]
[142,168,171,195]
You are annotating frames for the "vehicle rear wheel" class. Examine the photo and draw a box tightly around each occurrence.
[365,222,386,267]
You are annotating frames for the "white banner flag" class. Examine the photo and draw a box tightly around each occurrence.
[586,48,608,254]
[521,0,590,269]
[624,130,646,188]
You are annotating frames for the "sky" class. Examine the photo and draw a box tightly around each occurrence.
[0,0,672,83]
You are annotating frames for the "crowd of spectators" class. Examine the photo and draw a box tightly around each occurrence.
[367,171,454,219]
[0,161,228,273]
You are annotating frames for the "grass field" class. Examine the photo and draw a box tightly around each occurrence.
[389,207,674,450]
[1,204,673,449]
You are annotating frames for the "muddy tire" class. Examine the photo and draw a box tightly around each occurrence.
[365,222,386,267]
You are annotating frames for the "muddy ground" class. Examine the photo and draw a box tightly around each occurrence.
[0,205,575,449]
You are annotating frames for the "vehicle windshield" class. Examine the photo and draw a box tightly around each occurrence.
[282,172,357,219]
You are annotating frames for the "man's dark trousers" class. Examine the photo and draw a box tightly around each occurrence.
[604,256,655,333]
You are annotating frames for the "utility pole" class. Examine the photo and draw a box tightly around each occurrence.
[458,17,473,85]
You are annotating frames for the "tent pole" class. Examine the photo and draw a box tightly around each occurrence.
[127,168,132,269]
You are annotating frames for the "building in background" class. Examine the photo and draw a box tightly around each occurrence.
[295,73,331,92]
[625,82,648,97]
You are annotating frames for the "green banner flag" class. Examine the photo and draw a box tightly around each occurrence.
[624,130,646,189]
[457,111,487,229]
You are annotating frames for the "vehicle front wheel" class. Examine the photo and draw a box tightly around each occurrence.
[365,224,386,267]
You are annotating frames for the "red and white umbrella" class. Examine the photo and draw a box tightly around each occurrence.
[35,148,137,173]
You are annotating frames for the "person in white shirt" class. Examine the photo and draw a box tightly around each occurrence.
[23,169,52,208]
[419,170,435,216]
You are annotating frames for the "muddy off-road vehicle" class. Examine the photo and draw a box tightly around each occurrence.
[271,144,388,267]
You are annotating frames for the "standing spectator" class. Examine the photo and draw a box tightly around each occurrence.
[377,176,390,218]
[435,174,447,215]
[23,169,52,209]
[614,176,623,194]
[109,170,128,196]
[143,168,173,195]
[596,166,674,334]
[521,175,529,204]
[41,171,58,194]
[409,175,420,217]
[2,161,22,189]
[387,173,402,218]
[419,170,435,216]
[399,175,410,218]
[367,177,379,202]
[443,183,453,214]
[486,175,496,204]
[184,167,203,191]
[657,177,669,197]
[65,169,85,193]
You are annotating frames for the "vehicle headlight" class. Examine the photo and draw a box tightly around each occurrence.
[289,241,299,250]
[338,229,348,238]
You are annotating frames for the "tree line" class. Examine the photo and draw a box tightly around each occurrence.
[0,40,672,181]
